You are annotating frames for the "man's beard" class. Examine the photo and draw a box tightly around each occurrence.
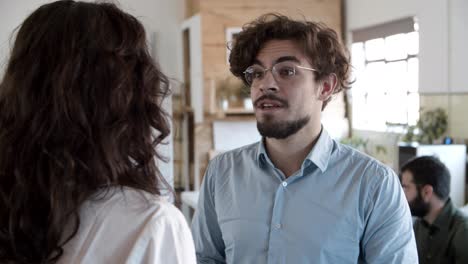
[409,191,431,218]
[257,115,310,139]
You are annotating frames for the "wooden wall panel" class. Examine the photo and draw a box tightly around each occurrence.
[185,0,200,18]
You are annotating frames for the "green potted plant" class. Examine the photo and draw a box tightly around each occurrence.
[340,136,388,163]
[216,75,249,109]
[403,107,448,144]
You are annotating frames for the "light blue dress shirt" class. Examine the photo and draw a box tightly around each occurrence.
[192,129,418,264]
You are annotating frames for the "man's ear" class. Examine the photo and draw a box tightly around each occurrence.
[317,73,337,101]
[421,185,434,202]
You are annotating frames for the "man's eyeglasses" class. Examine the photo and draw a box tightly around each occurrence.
[243,61,318,87]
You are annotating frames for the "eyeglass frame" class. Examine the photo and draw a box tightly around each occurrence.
[243,61,319,87]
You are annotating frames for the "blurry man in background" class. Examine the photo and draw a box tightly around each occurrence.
[401,156,468,264]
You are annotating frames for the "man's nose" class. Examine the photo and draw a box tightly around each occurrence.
[258,70,279,93]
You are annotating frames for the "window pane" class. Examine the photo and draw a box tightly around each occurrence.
[365,38,385,61]
[408,58,419,92]
[385,33,407,61]
[407,92,420,126]
[352,75,366,97]
[386,61,407,94]
[351,20,419,131]
[406,31,419,55]
[385,91,408,124]
[352,42,365,71]
[366,91,387,130]
[351,42,365,89]
[364,62,386,93]
[351,91,367,129]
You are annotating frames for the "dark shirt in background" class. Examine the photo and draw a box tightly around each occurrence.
[414,199,468,264]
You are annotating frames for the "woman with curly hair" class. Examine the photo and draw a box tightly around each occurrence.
[0,1,195,263]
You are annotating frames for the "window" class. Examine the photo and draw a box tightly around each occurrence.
[351,18,419,132]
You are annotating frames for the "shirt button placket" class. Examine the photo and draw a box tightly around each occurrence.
[267,181,287,264]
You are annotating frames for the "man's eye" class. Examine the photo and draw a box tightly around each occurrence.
[252,71,264,79]
[277,67,295,77]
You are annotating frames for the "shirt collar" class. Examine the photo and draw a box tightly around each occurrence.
[256,127,334,173]
[430,198,457,230]
[305,129,333,173]
[256,138,268,167]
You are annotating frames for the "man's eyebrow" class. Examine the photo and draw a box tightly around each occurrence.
[252,59,264,67]
[273,56,301,64]
[251,56,301,67]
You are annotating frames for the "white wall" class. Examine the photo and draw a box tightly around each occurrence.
[449,0,468,93]
[0,1,41,73]
[346,0,449,94]
[117,0,185,190]
[0,0,185,187]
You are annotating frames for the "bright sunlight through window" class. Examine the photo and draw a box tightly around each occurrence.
[351,19,419,132]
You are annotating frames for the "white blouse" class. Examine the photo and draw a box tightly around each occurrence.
[58,187,196,264]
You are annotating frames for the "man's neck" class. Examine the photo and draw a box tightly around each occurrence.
[423,199,446,225]
[265,123,322,177]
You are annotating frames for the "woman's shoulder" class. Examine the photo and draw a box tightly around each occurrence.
[82,186,184,226]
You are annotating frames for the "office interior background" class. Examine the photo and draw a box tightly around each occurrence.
[1,0,467,217]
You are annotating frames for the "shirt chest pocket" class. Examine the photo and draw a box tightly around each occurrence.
[217,212,272,257]
[214,178,278,253]
[283,202,361,261]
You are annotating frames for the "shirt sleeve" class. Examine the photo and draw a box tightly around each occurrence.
[141,205,197,264]
[453,219,468,264]
[191,159,227,264]
[125,203,197,264]
[360,166,419,264]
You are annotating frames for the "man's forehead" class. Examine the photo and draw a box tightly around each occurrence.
[255,39,306,64]
[252,56,301,67]
[401,170,415,183]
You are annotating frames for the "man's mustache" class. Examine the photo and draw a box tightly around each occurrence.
[254,94,288,107]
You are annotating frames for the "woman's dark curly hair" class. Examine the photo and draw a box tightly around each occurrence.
[229,13,352,109]
[0,1,171,263]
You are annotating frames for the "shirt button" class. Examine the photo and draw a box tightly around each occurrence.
[282,181,288,187]
[275,223,282,229]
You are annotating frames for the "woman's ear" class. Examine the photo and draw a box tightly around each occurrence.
[317,73,337,101]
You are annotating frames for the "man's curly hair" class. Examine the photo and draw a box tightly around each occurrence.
[229,13,352,109]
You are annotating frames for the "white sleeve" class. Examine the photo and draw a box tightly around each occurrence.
[127,204,197,264]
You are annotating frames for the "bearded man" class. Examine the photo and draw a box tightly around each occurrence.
[192,13,418,264]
